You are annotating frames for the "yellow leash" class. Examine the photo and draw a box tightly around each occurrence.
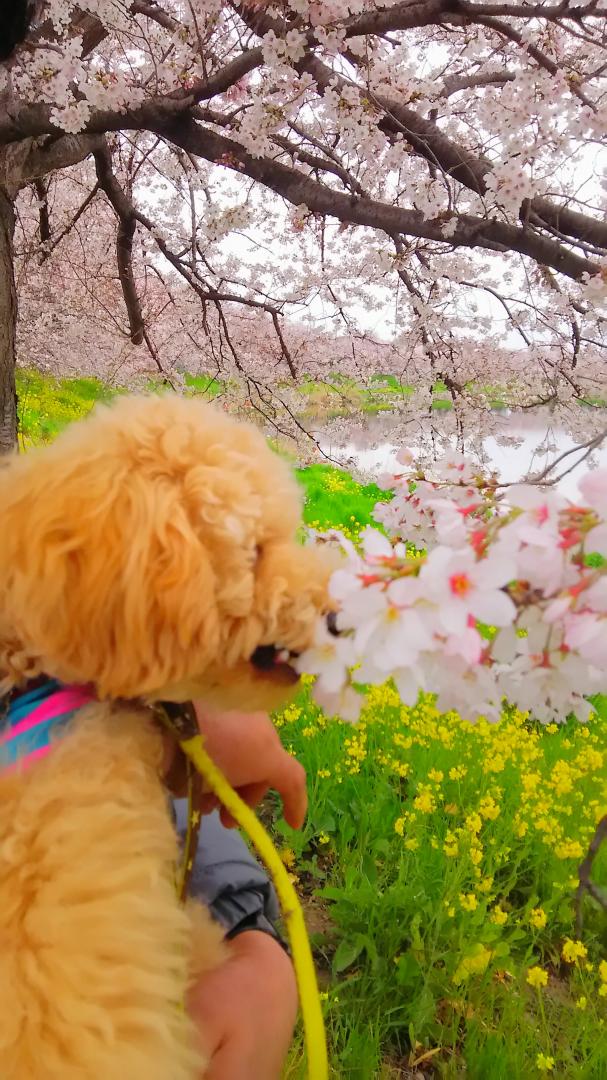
[157,706,329,1080]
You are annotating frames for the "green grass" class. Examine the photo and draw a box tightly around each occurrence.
[16,369,118,444]
[16,368,237,445]
[296,374,456,420]
[183,372,230,397]
[296,463,389,540]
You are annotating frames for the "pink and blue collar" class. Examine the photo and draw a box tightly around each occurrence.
[0,678,95,773]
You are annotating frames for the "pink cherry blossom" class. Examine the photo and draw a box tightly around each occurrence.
[304,448,607,727]
[419,546,516,635]
[578,470,607,519]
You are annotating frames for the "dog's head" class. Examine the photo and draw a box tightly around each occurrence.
[0,395,333,711]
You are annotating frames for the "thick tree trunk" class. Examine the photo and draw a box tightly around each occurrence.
[0,186,17,453]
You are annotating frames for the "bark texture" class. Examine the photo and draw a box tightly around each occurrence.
[0,185,17,454]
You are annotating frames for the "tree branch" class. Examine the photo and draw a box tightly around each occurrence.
[156,117,600,282]
[440,69,516,96]
[239,5,607,252]
[2,132,103,191]
[337,57,607,249]
[459,1,607,18]
[575,814,607,936]
[33,177,49,249]
[93,142,145,346]
[39,182,99,263]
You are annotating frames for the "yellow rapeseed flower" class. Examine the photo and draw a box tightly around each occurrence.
[392,762,410,778]
[529,907,547,930]
[413,789,435,814]
[459,892,478,913]
[554,839,585,860]
[536,1053,555,1072]
[490,905,508,926]
[526,966,548,988]
[479,794,500,820]
[281,705,302,723]
[470,845,483,866]
[453,944,492,984]
[485,754,505,773]
[562,938,588,963]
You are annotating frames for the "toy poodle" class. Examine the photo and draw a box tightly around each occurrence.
[0,394,332,1079]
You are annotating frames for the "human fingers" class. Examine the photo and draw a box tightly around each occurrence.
[218,781,269,828]
[204,1040,252,1080]
[271,754,307,829]
[214,752,307,829]
[198,793,221,816]
[223,758,307,829]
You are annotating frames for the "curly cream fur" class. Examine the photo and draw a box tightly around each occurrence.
[0,705,225,1078]
[0,395,332,1077]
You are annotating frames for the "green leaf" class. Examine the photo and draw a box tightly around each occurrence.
[395,949,422,988]
[317,885,347,902]
[361,850,378,882]
[589,693,607,720]
[333,937,365,974]
[409,913,423,951]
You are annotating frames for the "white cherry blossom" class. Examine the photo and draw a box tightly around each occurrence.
[419,546,516,635]
[304,450,607,727]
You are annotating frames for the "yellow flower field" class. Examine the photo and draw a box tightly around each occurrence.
[275,685,607,1078]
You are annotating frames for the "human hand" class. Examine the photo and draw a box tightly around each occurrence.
[194,705,307,830]
[189,930,298,1080]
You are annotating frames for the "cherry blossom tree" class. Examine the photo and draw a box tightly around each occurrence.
[1,0,606,452]
[18,193,606,463]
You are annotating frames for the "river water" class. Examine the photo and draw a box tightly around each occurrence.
[320,410,607,498]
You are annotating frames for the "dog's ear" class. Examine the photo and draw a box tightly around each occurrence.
[0,409,221,698]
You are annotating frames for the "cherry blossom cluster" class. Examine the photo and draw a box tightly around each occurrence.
[297,451,607,725]
[5,0,606,393]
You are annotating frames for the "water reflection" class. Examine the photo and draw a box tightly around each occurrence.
[321,411,607,497]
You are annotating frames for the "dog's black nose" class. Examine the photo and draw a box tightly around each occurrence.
[250,644,279,671]
[326,611,340,637]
